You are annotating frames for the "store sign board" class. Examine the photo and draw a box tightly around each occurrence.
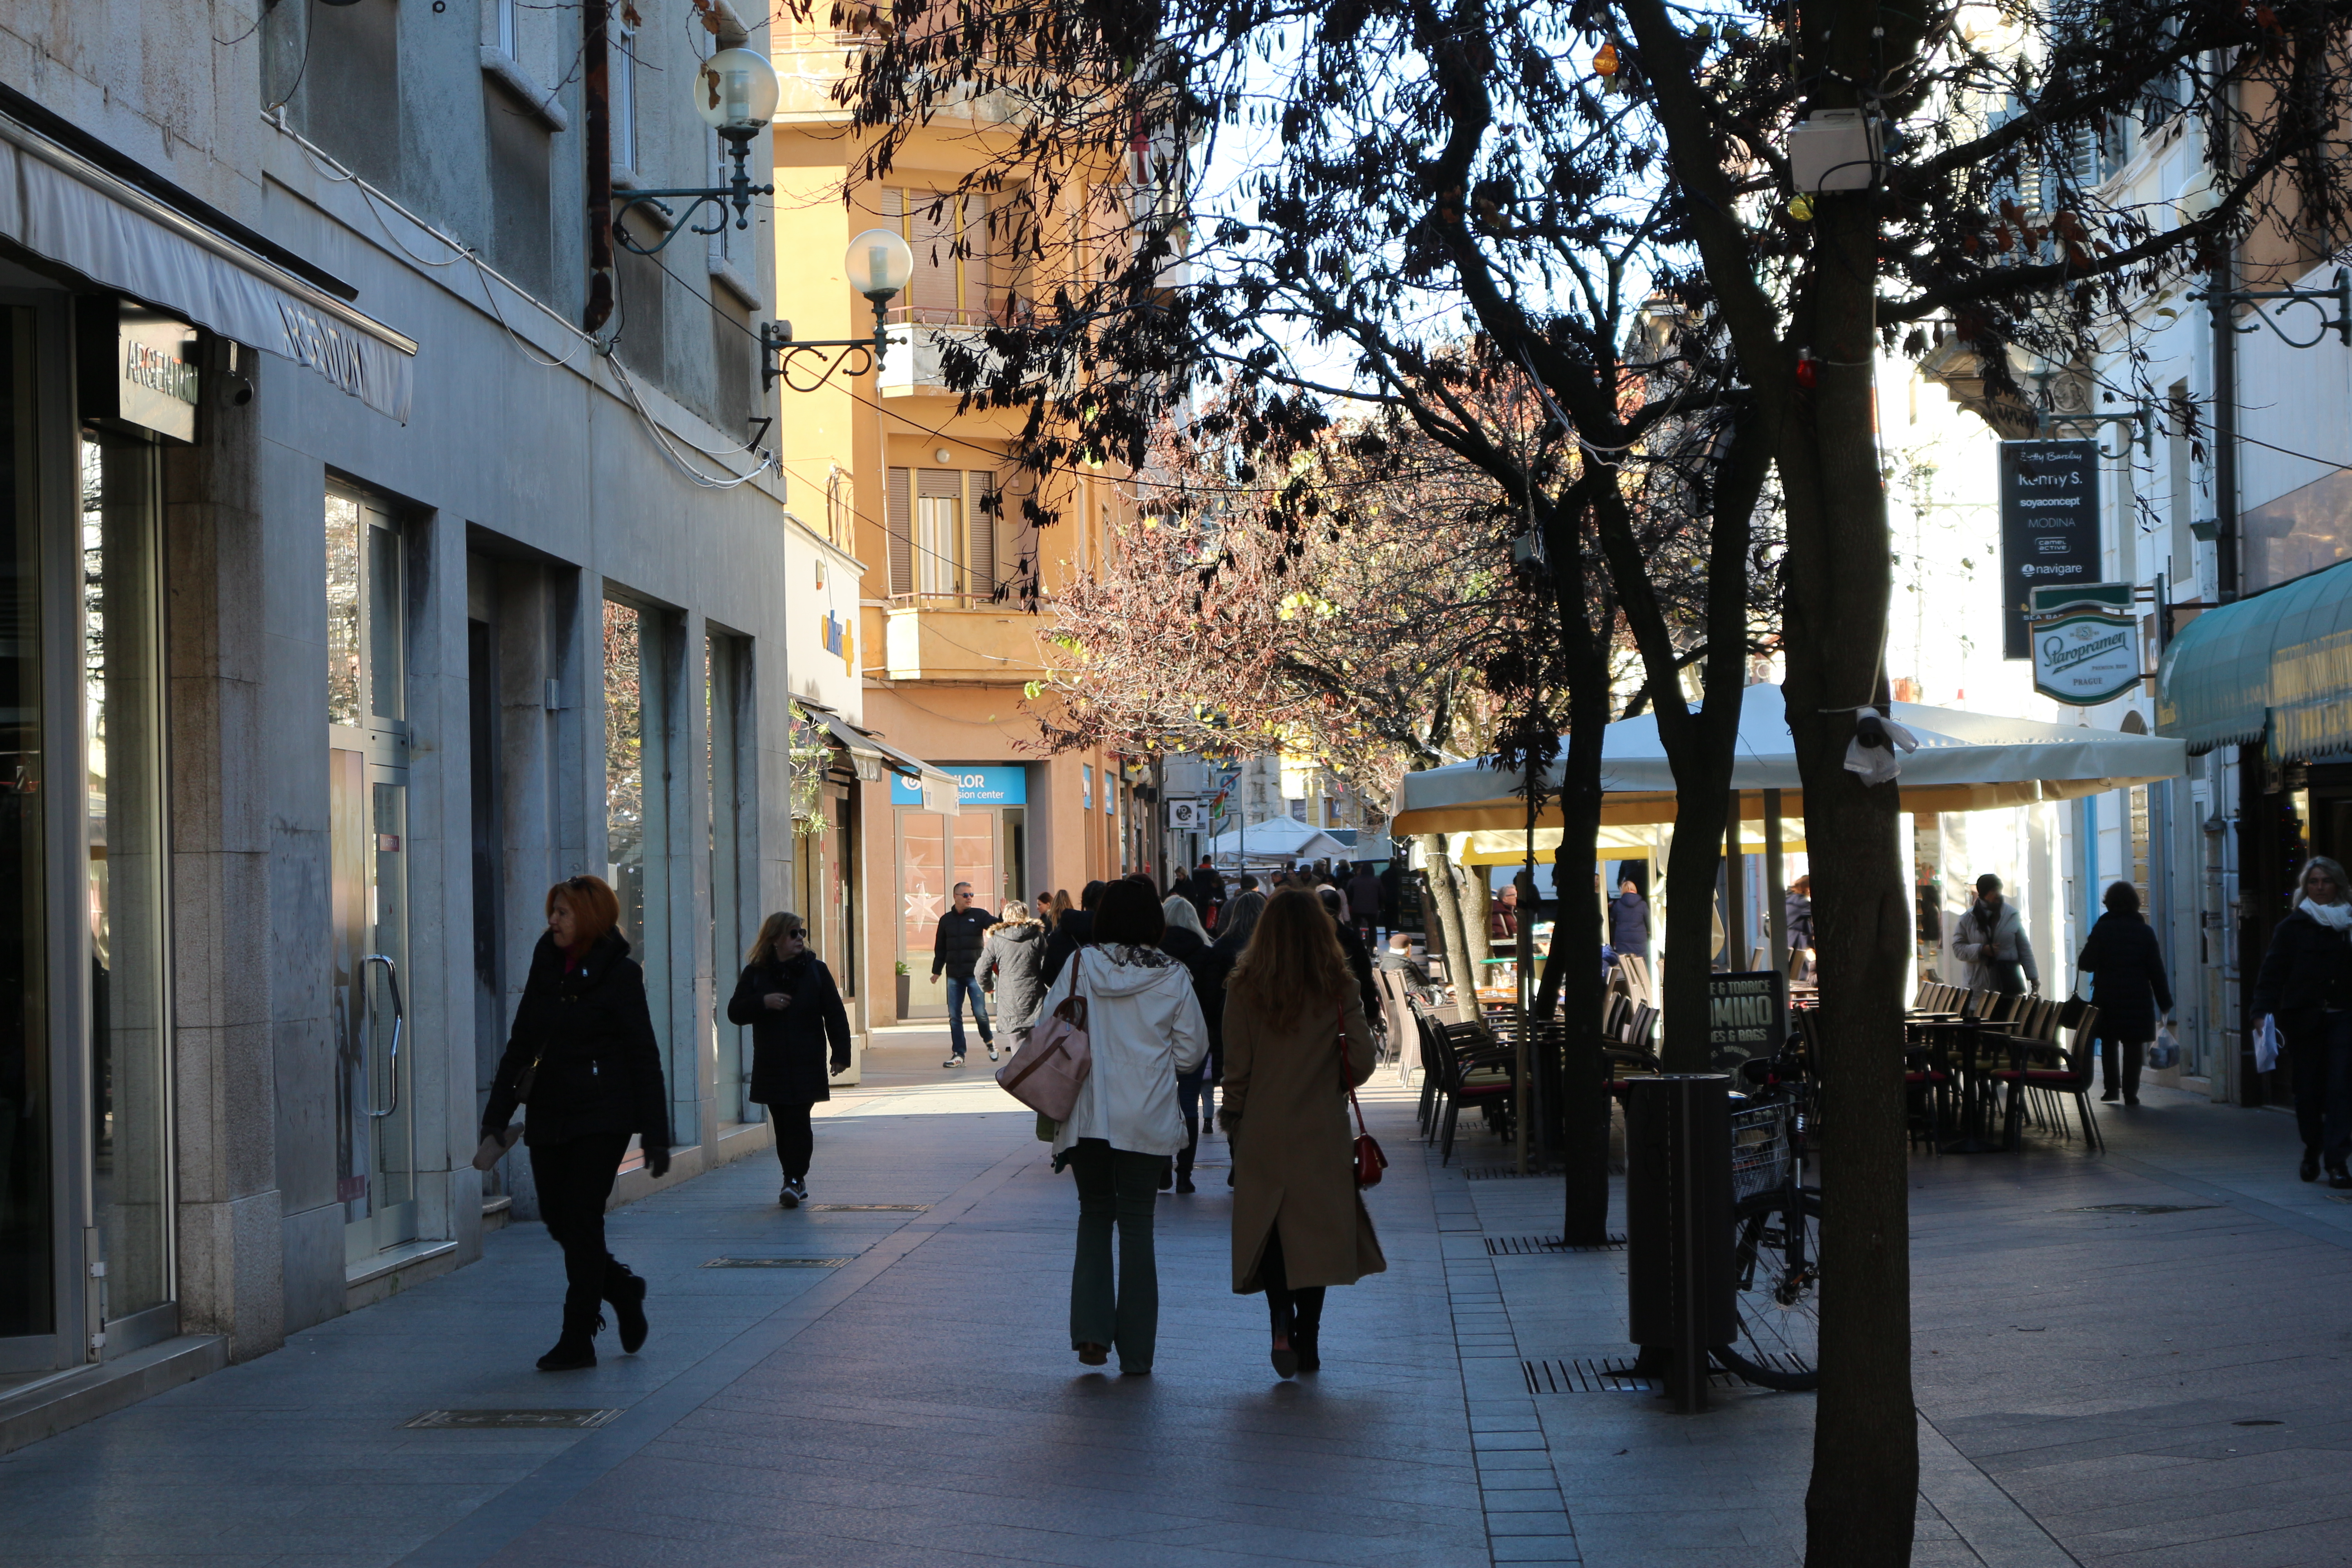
[80,302,198,441]
[2031,609,2141,705]
[1168,799,1205,829]
[890,764,1026,808]
[1706,970,1787,1071]
[1999,440,2101,659]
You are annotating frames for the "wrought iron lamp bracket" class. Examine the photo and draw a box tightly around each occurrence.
[761,294,894,392]
[2193,268,2352,349]
[2037,405,2154,460]
[611,128,773,256]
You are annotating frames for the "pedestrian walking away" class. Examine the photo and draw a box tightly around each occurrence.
[1035,880,1209,1374]
[1609,871,1652,960]
[726,911,853,1209]
[1158,894,1230,1194]
[980,900,1049,1062]
[1040,879,1106,989]
[1220,888,1386,1379]
[1953,872,2038,995]
[480,875,670,1372]
[2074,882,2173,1107]
[1317,884,1387,1042]
[931,881,996,1066]
[1783,873,1814,975]
[1346,861,1383,946]
[2253,856,2352,1186]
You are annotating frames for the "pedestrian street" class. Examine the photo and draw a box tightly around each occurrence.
[6,1041,2351,1568]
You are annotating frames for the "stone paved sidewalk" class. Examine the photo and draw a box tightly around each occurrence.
[4,1046,2349,1568]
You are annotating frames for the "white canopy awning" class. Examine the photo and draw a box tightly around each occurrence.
[0,112,415,421]
[1203,817,1355,863]
[1394,686,2187,834]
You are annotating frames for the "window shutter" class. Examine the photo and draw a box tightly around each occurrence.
[917,468,963,593]
[966,470,995,596]
[887,466,912,596]
[963,192,989,315]
[909,190,958,320]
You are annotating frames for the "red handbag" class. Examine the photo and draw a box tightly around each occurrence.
[1339,1004,1388,1188]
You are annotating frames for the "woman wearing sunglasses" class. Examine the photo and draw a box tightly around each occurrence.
[728,911,854,1208]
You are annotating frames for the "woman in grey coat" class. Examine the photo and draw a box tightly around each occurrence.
[1953,872,2039,995]
[980,902,1049,1055]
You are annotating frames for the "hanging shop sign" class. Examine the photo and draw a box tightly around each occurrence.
[79,301,198,441]
[2031,609,2141,706]
[1167,799,1205,830]
[1706,970,1788,1072]
[1998,440,2101,659]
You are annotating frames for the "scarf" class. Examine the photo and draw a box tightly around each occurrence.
[2302,897,2352,931]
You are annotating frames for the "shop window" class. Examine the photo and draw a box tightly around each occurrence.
[604,597,688,1148]
[709,632,751,1122]
[82,432,172,1332]
[0,308,50,1340]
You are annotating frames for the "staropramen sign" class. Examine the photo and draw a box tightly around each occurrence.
[2031,610,2140,705]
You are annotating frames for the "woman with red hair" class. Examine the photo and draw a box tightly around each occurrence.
[482,875,671,1370]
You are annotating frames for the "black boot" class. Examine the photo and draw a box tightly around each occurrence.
[605,1263,649,1355]
[2303,1146,2323,1182]
[537,1308,605,1371]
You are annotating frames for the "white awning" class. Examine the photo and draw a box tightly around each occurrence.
[0,114,415,422]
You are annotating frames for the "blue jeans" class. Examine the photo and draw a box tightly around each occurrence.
[944,974,992,1055]
[1175,1070,1215,1176]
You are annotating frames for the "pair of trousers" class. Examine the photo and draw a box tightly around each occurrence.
[944,974,992,1055]
[1259,1225,1325,1337]
[2288,1009,2352,1167]
[529,1131,635,1327]
[1174,1072,1215,1176]
[767,1100,814,1180]
[2099,1039,2144,1099]
[1066,1138,1164,1368]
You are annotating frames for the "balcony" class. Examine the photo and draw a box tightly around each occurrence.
[879,599,1047,683]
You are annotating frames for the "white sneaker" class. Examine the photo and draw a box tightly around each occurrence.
[943,1055,964,1068]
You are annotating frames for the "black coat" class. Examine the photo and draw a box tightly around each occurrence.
[1159,925,1231,1081]
[484,932,670,1150]
[727,954,853,1106]
[2074,911,2173,1044]
[1332,916,1384,1031]
[2253,907,2352,1022]
[1040,909,1093,989]
[931,906,992,979]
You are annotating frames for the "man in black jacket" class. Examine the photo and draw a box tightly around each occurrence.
[932,882,995,1067]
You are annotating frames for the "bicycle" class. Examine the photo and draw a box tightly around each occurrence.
[1711,1048,1822,1392]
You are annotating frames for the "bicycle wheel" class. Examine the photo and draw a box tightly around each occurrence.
[1713,1186,1822,1392]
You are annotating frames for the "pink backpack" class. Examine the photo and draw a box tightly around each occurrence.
[997,949,1093,1121]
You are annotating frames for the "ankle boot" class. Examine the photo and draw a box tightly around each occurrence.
[605,1264,649,1354]
[537,1308,605,1371]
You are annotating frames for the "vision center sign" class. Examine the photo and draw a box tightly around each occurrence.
[1999,440,2101,660]
[2031,609,2141,705]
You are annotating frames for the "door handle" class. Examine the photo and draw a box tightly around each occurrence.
[361,952,404,1118]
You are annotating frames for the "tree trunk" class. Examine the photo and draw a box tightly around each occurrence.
[1418,833,1479,1005]
[1785,189,1917,1568]
[1546,712,1612,1245]
[1657,789,1730,1071]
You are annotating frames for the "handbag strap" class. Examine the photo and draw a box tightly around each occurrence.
[1337,1003,1371,1140]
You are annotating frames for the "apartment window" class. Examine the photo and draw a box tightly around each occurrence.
[612,18,639,173]
[603,597,686,1147]
[883,189,991,323]
[496,0,516,55]
[887,466,1002,601]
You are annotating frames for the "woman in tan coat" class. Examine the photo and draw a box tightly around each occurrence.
[1219,889,1385,1378]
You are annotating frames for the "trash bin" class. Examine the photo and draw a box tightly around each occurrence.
[1625,1073,1735,1410]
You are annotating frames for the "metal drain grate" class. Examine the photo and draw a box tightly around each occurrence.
[2067,1203,2217,1215]
[805,1203,927,1212]
[1486,1235,1626,1255]
[702,1257,850,1268]
[1522,1357,1750,1394]
[406,1409,622,1430]
[1460,1165,1565,1181]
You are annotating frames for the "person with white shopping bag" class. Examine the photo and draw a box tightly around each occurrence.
[2251,857,2352,1186]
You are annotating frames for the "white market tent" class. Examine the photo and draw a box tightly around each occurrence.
[1204,817,1357,866]
[1392,686,2188,836]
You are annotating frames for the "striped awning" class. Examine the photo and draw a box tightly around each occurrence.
[2157,558,2352,758]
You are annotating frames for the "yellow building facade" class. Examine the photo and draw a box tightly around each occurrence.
[769,10,1142,1024]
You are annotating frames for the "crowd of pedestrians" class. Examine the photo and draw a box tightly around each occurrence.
[478,853,1420,1382]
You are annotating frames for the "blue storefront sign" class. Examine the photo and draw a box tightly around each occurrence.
[891,764,1029,808]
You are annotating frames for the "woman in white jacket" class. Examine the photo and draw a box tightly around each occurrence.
[1030,878,1208,1374]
